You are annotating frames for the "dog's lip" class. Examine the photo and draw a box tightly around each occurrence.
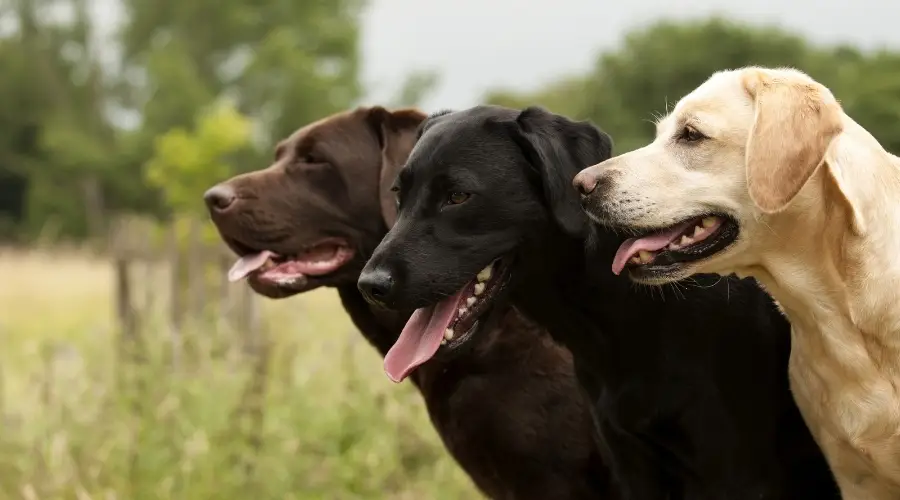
[224,236,357,295]
[436,256,514,352]
[621,214,740,277]
[227,236,352,259]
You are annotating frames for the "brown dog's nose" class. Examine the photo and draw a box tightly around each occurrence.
[204,184,236,211]
[573,169,600,196]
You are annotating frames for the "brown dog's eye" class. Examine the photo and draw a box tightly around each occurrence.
[680,126,706,143]
[447,192,471,205]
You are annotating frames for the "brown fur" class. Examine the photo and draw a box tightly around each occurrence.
[206,107,613,499]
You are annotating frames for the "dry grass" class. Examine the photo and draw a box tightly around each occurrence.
[0,248,480,499]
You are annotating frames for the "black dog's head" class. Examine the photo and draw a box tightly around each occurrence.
[204,106,425,298]
[358,105,612,382]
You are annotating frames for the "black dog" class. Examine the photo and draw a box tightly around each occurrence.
[205,107,612,499]
[359,105,839,499]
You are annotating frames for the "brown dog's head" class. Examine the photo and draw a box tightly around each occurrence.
[205,106,426,298]
[574,67,850,284]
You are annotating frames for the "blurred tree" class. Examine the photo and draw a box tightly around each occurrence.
[110,0,365,224]
[0,0,118,240]
[145,101,252,216]
[0,0,366,242]
[486,18,900,155]
[118,0,364,154]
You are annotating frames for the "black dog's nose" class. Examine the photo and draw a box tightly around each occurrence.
[358,269,395,305]
[204,184,236,211]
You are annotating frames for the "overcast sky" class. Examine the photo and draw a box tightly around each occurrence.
[360,0,900,113]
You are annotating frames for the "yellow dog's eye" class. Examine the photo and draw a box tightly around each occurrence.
[681,126,705,143]
[447,192,471,205]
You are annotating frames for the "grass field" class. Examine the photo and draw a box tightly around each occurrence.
[0,248,481,499]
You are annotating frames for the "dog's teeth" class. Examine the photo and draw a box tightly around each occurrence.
[458,307,468,317]
[693,225,704,237]
[477,266,492,282]
[702,217,717,228]
[667,243,679,250]
[638,250,653,263]
[680,235,693,245]
[474,283,485,296]
[466,297,476,307]
[630,256,642,264]
[441,339,447,345]
[444,328,454,340]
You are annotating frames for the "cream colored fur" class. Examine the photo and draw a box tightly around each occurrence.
[577,67,900,499]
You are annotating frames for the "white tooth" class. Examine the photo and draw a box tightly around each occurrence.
[680,235,693,245]
[441,339,447,345]
[693,225,704,237]
[631,256,642,264]
[638,250,653,263]
[474,283,485,296]
[702,217,717,228]
[444,328,454,340]
[466,297,476,307]
[667,243,679,250]
[477,266,493,282]
[458,307,468,316]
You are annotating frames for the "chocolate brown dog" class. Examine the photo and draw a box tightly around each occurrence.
[204,107,612,499]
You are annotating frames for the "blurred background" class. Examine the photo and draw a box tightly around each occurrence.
[1,0,898,498]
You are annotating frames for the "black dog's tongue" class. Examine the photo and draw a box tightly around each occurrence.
[383,288,466,383]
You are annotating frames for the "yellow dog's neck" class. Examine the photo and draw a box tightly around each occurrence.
[750,122,900,380]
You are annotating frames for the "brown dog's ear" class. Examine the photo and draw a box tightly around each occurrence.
[743,69,844,213]
[365,106,427,227]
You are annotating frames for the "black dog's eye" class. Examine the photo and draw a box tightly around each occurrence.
[446,192,471,205]
[679,126,706,143]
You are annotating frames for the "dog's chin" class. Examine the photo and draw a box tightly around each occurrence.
[428,255,515,361]
[614,213,740,285]
[247,269,348,299]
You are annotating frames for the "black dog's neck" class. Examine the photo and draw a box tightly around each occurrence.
[509,224,634,393]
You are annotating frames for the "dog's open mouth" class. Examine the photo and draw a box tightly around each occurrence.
[382,257,512,383]
[612,214,739,277]
[226,239,355,289]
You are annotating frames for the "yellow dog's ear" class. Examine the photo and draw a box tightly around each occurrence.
[742,69,844,213]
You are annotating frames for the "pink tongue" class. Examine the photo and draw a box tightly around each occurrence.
[228,251,276,282]
[611,220,696,275]
[383,288,466,383]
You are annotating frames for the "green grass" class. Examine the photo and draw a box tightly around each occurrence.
[0,248,481,499]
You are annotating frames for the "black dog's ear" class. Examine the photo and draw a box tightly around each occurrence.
[508,106,613,236]
[415,108,454,141]
[364,106,428,227]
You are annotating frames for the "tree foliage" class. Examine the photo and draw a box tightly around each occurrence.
[145,101,252,215]
[487,18,900,155]
[0,0,365,241]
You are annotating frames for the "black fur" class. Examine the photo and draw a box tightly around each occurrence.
[360,105,840,499]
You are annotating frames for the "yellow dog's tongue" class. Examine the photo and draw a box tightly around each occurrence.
[383,288,466,383]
